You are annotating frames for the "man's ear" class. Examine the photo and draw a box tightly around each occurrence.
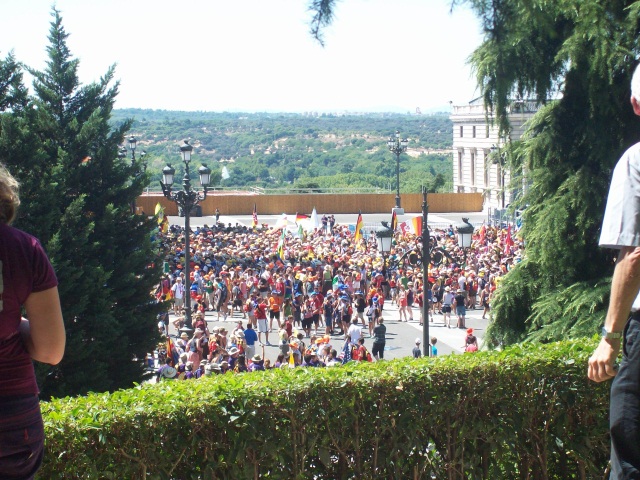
[631,96,640,116]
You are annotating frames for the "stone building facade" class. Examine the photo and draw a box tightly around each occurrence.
[450,98,537,210]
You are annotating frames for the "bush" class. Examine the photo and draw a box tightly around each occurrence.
[39,339,609,479]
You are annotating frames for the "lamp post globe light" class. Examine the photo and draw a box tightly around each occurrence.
[387,130,409,214]
[160,140,211,333]
[457,217,474,268]
[119,135,147,165]
[375,222,394,296]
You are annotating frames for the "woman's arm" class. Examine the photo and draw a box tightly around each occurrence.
[22,287,66,365]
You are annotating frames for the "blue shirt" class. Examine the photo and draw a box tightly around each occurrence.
[244,328,258,346]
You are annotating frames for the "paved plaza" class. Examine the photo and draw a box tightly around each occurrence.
[165,210,490,362]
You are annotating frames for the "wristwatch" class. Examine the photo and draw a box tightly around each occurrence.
[601,327,623,340]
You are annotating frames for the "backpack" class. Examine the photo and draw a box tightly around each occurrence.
[219,283,228,302]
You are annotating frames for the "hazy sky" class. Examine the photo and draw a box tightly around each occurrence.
[0,0,484,113]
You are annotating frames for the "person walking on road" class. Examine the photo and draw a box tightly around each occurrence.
[371,317,386,360]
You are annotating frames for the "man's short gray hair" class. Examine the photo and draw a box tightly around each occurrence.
[632,63,640,102]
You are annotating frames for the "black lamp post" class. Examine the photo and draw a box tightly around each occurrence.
[160,140,211,333]
[375,222,394,295]
[457,218,474,268]
[119,135,148,213]
[490,144,507,209]
[387,130,409,212]
[119,135,147,166]
[421,186,431,356]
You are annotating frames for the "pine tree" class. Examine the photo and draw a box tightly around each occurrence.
[455,0,640,344]
[0,10,163,397]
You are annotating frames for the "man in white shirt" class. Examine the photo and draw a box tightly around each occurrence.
[589,63,640,478]
[171,277,185,315]
[347,318,362,344]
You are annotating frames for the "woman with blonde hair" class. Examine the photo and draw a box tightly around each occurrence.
[0,163,66,478]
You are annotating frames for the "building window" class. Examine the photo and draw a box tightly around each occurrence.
[459,126,463,138]
[458,150,463,183]
[470,151,476,186]
[472,126,476,138]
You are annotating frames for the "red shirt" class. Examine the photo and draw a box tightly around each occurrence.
[255,303,267,320]
[0,224,58,395]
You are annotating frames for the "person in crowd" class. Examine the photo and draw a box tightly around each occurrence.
[412,338,422,358]
[442,286,455,328]
[171,276,185,315]
[254,298,270,346]
[430,337,438,357]
[464,328,478,352]
[187,329,205,368]
[0,164,66,478]
[353,337,372,362]
[243,323,258,360]
[157,357,177,382]
[268,289,283,331]
[453,288,467,329]
[234,355,248,373]
[479,282,491,320]
[371,317,386,360]
[406,282,415,322]
[347,317,362,345]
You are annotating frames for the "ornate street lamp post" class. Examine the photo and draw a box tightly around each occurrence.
[119,136,148,213]
[387,130,408,214]
[375,222,394,297]
[490,144,507,209]
[160,140,211,333]
[119,135,147,166]
[457,217,474,268]
[421,186,431,356]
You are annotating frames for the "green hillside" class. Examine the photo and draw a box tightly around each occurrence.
[111,110,453,193]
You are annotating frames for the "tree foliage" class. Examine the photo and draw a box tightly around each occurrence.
[459,0,640,344]
[112,109,453,193]
[0,10,162,398]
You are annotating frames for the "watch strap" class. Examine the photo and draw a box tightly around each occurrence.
[602,327,622,340]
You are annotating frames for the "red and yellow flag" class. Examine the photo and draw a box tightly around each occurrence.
[295,213,309,223]
[354,213,364,243]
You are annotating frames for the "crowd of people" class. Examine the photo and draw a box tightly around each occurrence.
[152,216,524,380]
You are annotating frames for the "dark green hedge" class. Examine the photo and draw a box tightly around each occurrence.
[39,340,610,479]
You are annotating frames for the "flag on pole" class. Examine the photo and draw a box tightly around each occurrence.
[295,213,309,223]
[505,224,514,254]
[289,351,296,368]
[399,217,423,236]
[310,207,319,230]
[252,204,258,228]
[155,202,164,225]
[478,224,486,245]
[391,210,398,231]
[277,228,286,261]
[354,213,364,243]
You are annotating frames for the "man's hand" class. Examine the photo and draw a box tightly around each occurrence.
[588,338,622,382]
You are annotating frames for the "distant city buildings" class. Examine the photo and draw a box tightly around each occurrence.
[450,98,538,210]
